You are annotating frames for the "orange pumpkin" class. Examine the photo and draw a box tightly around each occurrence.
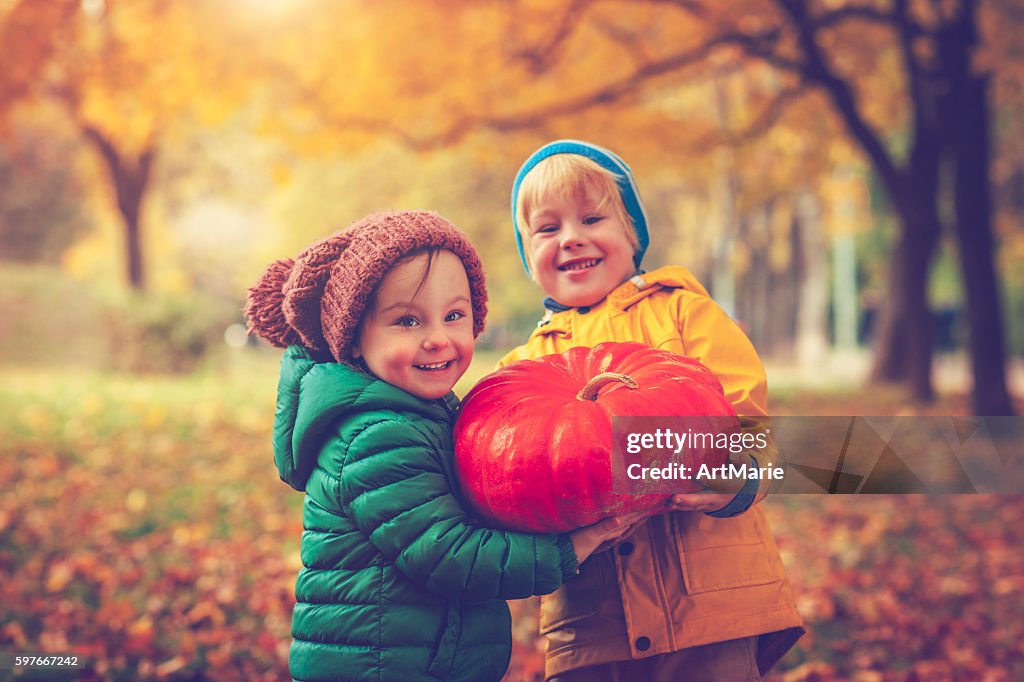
[454,342,740,532]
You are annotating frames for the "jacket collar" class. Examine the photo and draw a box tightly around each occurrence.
[274,345,457,490]
[534,265,709,336]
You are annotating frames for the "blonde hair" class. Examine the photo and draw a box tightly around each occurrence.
[515,154,638,272]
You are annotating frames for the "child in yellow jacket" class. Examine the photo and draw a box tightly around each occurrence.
[501,140,805,681]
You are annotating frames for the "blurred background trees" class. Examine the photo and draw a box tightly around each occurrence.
[1,0,1022,414]
[3,4,1023,678]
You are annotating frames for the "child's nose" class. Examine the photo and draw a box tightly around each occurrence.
[422,327,451,351]
[559,221,587,249]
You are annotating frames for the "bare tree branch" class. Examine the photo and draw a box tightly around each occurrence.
[507,0,711,75]
[512,0,595,75]
[286,0,929,167]
[80,124,157,208]
[893,0,941,164]
[278,28,793,155]
[632,0,708,12]
[81,125,122,179]
[812,4,926,34]
[773,0,901,190]
[705,82,808,148]
[413,28,786,150]
[726,29,808,75]
[589,15,655,68]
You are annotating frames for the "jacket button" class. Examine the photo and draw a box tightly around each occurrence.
[635,636,651,651]
[618,541,634,556]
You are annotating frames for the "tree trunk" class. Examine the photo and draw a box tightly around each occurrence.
[869,188,940,403]
[940,5,1016,415]
[81,126,156,291]
[794,192,829,367]
[120,168,148,290]
[869,240,910,382]
[900,205,939,403]
[772,0,952,402]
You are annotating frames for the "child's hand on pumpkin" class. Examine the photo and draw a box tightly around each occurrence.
[570,512,650,564]
[592,513,651,555]
[665,490,739,512]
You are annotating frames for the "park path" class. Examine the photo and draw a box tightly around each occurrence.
[765,349,1024,396]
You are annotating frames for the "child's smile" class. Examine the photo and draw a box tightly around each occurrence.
[558,257,602,272]
[415,360,454,370]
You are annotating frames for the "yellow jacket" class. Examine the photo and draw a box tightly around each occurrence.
[500,266,804,678]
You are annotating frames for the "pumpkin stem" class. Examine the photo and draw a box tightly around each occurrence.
[577,372,638,401]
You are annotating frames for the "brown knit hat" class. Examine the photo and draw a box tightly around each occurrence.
[246,211,488,364]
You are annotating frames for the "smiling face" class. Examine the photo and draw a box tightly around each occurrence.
[524,181,637,308]
[353,250,474,400]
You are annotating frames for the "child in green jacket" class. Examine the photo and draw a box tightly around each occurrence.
[246,210,637,681]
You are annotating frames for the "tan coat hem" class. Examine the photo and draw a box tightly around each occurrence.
[543,606,805,679]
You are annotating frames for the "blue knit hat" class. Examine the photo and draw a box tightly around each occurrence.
[511,139,649,276]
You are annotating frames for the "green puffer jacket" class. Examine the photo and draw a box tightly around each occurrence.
[273,346,578,682]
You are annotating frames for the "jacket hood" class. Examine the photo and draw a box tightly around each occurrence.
[511,139,650,277]
[272,345,457,491]
[609,266,711,307]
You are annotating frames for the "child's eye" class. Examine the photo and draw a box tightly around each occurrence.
[395,316,420,328]
[445,310,466,323]
[583,215,604,225]
[535,224,559,234]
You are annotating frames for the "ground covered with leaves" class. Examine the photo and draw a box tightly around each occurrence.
[1,357,1021,681]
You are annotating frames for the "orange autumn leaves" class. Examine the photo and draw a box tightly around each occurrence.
[0,367,297,680]
[505,497,1024,682]
[2,366,1023,680]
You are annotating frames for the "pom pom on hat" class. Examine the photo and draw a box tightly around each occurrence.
[281,233,352,357]
[245,258,304,349]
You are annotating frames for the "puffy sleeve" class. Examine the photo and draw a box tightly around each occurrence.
[339,418,578,600]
